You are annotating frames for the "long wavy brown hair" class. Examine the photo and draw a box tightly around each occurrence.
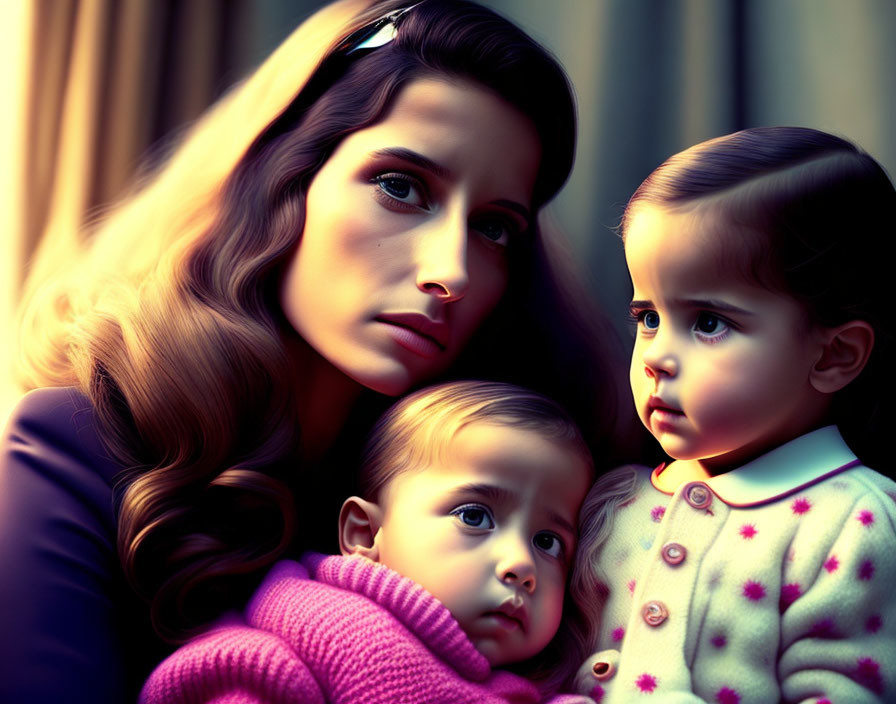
[18,0,637,644]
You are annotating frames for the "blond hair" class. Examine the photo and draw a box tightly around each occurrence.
[360,379,593,500]
[360,380,594,692]
[569,465,640,653]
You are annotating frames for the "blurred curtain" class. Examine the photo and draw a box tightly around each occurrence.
[0,0,283,420]
[19,0,262,284]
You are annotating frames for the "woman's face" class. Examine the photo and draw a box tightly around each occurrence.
[280,77,542,395]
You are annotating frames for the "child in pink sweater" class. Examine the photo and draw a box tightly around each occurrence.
[141,381,597,703]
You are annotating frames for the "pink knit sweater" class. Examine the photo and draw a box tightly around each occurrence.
[140,553,592,704]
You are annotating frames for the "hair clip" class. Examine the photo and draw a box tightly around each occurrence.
[341,2,425,56]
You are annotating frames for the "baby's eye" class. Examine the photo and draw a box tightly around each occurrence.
[372,173,428,208]
[694,312,730,339]
[634,310,660,330]
[450,504,495,530]
[533,531,563,559]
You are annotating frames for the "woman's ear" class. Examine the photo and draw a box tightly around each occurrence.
[338,496,383,560]
[810,320,874,394]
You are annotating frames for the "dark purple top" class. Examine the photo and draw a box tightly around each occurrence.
[0,387,168,703]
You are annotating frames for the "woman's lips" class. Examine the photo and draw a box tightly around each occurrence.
[376,313,449,359]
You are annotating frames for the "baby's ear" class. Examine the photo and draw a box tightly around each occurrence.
[338,496,384,561]
[810,320,875,394]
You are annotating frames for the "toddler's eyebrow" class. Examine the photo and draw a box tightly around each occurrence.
[455,482,575,535]
[630,298,755,316]
[455,482,515,504]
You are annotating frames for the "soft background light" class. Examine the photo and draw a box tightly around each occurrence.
[2,0,895,424]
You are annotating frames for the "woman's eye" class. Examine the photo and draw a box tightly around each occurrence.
[373,173,428,208]
[450,504,495,530]
[533,532,563,559]
[471,216,516,247]
[694,312,729,339]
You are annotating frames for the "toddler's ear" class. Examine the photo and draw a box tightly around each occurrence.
[810,320,874,394]
[338,496,383,560]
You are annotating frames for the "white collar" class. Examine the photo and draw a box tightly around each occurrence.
[654,426,862,507]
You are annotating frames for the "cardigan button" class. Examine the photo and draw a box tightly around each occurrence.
[661,542,686,566]
[642,600,668,627]
[684,482,712,509]
[592,659,616,681]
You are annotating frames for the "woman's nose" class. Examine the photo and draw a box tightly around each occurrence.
[496,537,536,594]
[415,210,470,302]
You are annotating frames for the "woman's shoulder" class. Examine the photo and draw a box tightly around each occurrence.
[0,388,139,702]
[3,386,122,487]
[7,385,97,440]
[0,384,123,581]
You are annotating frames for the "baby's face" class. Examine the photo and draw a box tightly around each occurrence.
[372,422,590,666]
[625,203,827,473]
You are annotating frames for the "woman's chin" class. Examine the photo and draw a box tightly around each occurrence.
[342,359,432,397]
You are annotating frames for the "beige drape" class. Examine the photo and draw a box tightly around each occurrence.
[1,0,260,420]
[21,0,258,281]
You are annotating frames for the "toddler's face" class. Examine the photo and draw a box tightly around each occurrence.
[625,204,827,473]
[372,422,590,666]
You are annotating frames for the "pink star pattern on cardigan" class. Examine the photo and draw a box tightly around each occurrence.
[577,427,896,703]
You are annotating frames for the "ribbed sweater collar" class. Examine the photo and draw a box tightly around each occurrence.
[300,552,491,681]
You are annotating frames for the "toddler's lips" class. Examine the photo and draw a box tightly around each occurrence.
[484,598,528,632]
[647,396,683,416]
[484,611,524,631]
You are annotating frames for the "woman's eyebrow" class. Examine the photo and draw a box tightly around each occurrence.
[491,199,532,223]
[369,148,532,222]
[370,147,453,179]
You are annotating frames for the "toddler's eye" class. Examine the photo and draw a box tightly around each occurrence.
[451,504,495,530]
[533,531,563,559]
[638,310,660,330]
[694,312,729,339]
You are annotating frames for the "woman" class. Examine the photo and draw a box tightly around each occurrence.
[1,1,635,702]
